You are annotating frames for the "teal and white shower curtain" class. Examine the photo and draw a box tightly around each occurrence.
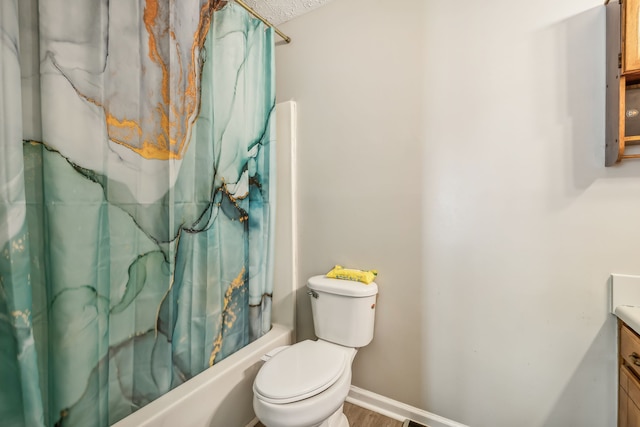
[0,1,275,425]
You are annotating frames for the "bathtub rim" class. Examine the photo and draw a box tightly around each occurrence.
[111,323,294,427]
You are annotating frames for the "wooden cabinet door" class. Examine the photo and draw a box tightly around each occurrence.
[622,385,629,427]
[622,366,631,427]
[623,364,640,426]
[629,399,640,427]
[624,0,640,73]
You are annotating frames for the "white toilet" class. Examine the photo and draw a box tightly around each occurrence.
[252,275,379,427]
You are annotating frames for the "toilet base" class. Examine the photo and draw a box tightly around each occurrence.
[317,404,348,427]
[257,404,348,427]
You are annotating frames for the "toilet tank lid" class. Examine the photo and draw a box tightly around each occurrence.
[307,275,378,297]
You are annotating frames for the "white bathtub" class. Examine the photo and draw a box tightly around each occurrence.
[112,101,298,427]
[111,324,293,427]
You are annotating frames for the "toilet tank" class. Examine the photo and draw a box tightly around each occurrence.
[307,275,378,348]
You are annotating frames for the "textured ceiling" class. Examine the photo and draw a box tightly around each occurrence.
[240,0,334,25]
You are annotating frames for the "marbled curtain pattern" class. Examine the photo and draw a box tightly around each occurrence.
[0,1,275,426]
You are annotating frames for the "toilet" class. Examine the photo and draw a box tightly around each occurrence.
[252,275,378,427]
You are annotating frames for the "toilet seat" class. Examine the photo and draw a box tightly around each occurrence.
[254,340,349,404]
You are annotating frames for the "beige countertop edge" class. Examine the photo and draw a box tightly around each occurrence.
[615,305,640,335]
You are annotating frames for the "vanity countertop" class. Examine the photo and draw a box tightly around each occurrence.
[610,274,640,333]
[614,305,640,334]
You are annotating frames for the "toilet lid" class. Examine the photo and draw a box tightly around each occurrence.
[254,340,348,404]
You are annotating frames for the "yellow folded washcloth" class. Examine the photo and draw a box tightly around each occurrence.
[326,265,378,284]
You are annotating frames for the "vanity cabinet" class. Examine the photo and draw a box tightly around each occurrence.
[623,0,640,74]
[619,321,640,426]
[606,0,640,164]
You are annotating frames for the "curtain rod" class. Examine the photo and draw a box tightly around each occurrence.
[233,0,292,43]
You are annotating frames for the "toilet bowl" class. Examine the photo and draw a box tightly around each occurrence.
[253,276,378,427]
[253,340,356,427]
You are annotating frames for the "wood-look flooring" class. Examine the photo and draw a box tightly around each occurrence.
[254,402,403,427]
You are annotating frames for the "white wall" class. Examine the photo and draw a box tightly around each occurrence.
[276,0,640,425]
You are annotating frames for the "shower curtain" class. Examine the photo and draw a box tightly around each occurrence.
[0,1,275,426]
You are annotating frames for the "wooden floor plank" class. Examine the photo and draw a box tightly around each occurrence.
[254,402,403,427]
[343,402,403,427]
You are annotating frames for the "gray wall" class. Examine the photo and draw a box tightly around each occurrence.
[276,0,640,425]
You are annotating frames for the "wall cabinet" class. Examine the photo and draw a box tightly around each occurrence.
[619,321,640,426]
[622,0,640,74]
[606,0,640,165]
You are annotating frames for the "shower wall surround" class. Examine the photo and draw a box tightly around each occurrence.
[0,1,275,426]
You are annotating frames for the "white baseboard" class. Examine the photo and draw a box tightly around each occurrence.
[346,386,469,427]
